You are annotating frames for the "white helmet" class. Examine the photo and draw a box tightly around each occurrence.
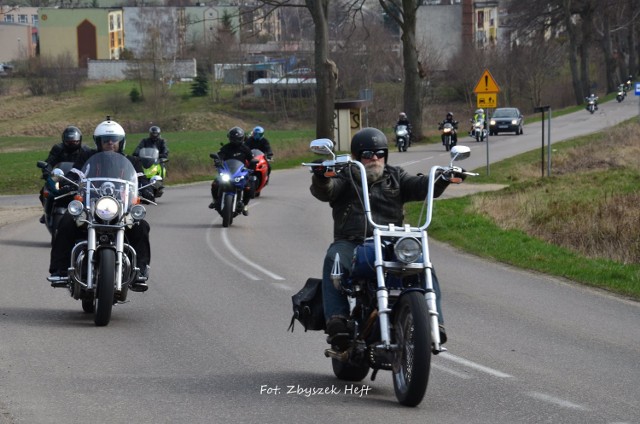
[93,117,126,152]
[475,109,484,114]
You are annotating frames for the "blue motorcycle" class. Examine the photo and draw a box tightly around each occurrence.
[210,154,253,227]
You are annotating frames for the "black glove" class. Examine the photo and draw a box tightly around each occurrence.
[311,159,327,179]
[441,166,467,182]
[57,184,74,195]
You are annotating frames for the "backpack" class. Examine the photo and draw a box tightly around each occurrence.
[288,278,326,332]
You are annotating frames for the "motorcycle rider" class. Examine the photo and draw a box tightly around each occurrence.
[209,126,255,216]
[48,118,154,292]
[470,108,486,136]
[310,127,460,350]
[38,126,91,223]
[585,93,599,111]
[438,112,458,145]
[394,112,413,146]
[132,125,168,196]
[245,126,273,177]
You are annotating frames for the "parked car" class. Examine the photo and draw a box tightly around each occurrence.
[489,107,524,135]
[286,68,314,78]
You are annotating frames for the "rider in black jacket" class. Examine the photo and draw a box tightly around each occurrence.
[310,127,456,350]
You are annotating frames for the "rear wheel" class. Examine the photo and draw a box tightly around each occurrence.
[94,249,115,327]
[332,358,370,382]
[222,193,234,228]
[392,291,431,407]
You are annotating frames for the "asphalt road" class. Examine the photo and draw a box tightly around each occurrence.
[0,99,639,423]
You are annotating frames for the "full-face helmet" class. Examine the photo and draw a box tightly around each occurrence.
[350,127,389,163]
[399,112,407,120]
[446,112,454,120]
[149,126,161,140]
[227,126,245,145]
[475,109,484,115]
[93,117,126,152]
[61,126,82,153]
[252,126,264,140]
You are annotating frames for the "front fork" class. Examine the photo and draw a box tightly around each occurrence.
[82,227,125,291]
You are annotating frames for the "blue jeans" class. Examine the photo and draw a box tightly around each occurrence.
[322,240,444,325]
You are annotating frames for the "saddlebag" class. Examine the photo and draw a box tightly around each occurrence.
[288,278,326,332]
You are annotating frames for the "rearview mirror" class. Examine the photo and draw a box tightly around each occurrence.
[309,139,335,156]
[450,145,471,162]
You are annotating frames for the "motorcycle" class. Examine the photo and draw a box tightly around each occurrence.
[37,160,74,238]
[616,84,626,103]
[623,78,632,93]
[136,146,168,198]
[209,153,254,227]
[46,152,160,326]
[250,149,270,197]
[469,118,487,142]
[586,97,597,114]
[302,139,476,406]
[395,125,409,152]
[440,122,456,151]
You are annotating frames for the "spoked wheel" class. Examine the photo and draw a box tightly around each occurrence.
[392,291,431,407]
[222,193,234,228]
[94,249,115,327]
[332,358,370,382]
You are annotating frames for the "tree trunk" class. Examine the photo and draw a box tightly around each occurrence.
[563,0,584,104]
[400,0,422,139]
[306,0,336,140]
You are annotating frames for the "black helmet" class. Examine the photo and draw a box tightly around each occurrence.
[227,126,245,145]
[350,127,389,162]
[446,112,453,119]
[149,126,161,139]
[61,126,82,153]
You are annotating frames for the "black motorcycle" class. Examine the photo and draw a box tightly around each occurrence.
[37,160,74,239]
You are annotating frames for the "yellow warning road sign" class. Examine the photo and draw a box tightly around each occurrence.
[477,93,497,108]
[473,69,500,94]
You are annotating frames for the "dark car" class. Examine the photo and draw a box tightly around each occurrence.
[489,107,524,135]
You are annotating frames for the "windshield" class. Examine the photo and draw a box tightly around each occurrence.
[493,109,518,118]
[137,147,160,168]
[78,152,139,210]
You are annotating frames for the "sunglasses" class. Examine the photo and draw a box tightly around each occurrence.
[360,149,387,160]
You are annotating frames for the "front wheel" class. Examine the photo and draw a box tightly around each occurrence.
[221,193,234,228]
[392,291,431,407]
[94,249,115,326]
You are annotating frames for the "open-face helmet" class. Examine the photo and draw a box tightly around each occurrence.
[93,117,126,152]
[350,127,389,163]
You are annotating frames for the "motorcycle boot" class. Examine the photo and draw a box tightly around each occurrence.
[130,265,149,292]
[47,270,69,288]
[326,317,350,351]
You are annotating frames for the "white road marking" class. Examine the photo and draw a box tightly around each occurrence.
[439,352,513,378]
[527,391,590,411]
[206,219,261,280]
[432,362,472,379]
[221,228,285,280]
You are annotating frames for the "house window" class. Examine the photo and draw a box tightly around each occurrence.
[117,14,121,29]
[109,15,114,31]
[4,15,14,23]
[19,14,28,24]
[32,15,38,25]
[477,11,484,29]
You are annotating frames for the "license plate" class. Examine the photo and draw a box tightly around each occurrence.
[498,125,508,128]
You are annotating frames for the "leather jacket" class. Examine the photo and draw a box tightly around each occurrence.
[311,164,449,243]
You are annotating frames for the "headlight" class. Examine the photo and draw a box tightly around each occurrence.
[511,119,518,125]
[490,119,496,125]
[221,174,231,182]
[67,200,84,216]
[95,197,119,221]
[395,237,422,264]
[130,204,146,221]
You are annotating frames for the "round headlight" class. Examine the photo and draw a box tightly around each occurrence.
[95,197,119,221]
[395,237,422,264]
[221,174,230,182]
[130,204,146,221]
[67,199,84,216]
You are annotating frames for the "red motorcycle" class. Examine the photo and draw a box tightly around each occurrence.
[250,149,270,197]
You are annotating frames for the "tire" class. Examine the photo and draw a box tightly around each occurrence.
[222,193,234,228]
[392,291,431,407]
[94,249,115,327]
[332,358,370,382]
[444,136,450,152]
[82,296,95,313]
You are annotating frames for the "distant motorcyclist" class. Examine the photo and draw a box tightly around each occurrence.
[245,126,273,176]
[48,118,154,292]
[470,108,486,135]
[585,94,599,111]
[438,112,458,145]
[209,126,255,215]
[132,126,168,196]
[394,112,413,146]
[38,126,90,223]
[133,126,169,159]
